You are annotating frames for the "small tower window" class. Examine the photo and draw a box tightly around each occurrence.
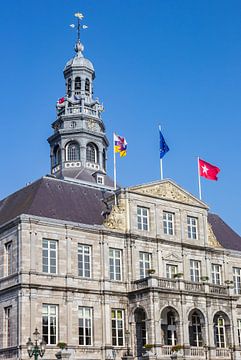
[53,145,61,166]
[85,78,90,94]
[67,142,80,161]
[75,77,81,90]
[103,149,106,171]
[86,143,98,163]
[67,78,72,97]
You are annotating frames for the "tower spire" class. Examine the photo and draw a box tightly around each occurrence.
[70,12,88,56]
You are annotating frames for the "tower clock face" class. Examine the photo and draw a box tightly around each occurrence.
[87,119,97,131]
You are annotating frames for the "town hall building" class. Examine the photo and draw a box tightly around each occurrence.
[0,20,241,360]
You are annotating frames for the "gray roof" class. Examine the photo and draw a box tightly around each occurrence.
[0,177,240,252]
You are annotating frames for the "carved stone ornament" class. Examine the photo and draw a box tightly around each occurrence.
[208,223,222,248]
[87,119,97,131]
[133,182,202,206]
[104,199,126,231]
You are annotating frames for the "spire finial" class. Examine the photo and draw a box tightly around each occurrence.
[70,12,88,56]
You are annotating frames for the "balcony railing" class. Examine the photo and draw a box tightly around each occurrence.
[158,278,177,290]
[65,106,100,117]
[210,284,228,295]
[216,348,230,357]
[161,346,230,358]
[184,281,205,292]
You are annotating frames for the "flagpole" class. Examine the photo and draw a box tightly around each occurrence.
[113,133,117,205]
[197,156,202,200]
[159,125,164,180]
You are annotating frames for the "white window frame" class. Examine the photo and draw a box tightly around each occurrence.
[211,264,222,285]
[163,211,174,235]
[215,316,226,348]
[5,242,13,276]
[78,307,93,346]
[166,264,178,279]
[109,248,122,281]
[42,239,58,274]
[137,206,149,231]
[97,175,104,185]
[191,312,203,347]
[78,244,91,278]
[42,304,58,345]
[4,306,12,347]
[111,309,124,347]
[238,319,241,346]
[139,252,151,279]
[190,260,201,282]
[233,267,241,294]
[187,216,198,239]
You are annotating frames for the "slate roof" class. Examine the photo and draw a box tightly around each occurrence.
[0,177,240,252]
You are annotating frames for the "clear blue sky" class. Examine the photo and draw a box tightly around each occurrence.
[1,0,241,235]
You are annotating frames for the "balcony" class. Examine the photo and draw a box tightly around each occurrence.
[132,277,230,297]
[65,106,100,118]
[160,346,231,358]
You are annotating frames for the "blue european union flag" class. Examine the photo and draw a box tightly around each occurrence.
[159,128,169,159]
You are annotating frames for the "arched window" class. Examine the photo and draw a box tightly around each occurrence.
[66,142,80,161]
[75,77,81,90]
[85,78,90,94]
[189,311,203,347]
[67,78,72,97]
[86,143,98,163]
[53,145,61,166]
[161,307,179,346]
[134,308,147,358]
[167,311,177,345]
[103,149,106,171]
[215,316,226,348]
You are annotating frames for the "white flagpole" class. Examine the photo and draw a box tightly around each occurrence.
[113,133,117,205]
[197,156,202,200]
[159,125,163,180]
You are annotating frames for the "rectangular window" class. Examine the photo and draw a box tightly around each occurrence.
[166,264,178,279]
[238,320,241,346]
[5,306,12,347]
[42,239,57,274]
[187,216,198,239]
[78,244,91,278]
[42,304,58,345]
[211,264,222,285]
[109,248,122,281]
[5,242,13,276]
[190,260,201,282]
[233,267,241,294]
[137,206,149,231]
[111,309,124,346]
[139,252,151,279]
[163,212,174,235]
[79,307,93,346]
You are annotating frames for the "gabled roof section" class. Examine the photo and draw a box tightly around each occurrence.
[0,176,112,227]
[127,179,208,209]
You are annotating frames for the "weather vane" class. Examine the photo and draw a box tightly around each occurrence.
[70,12,88,43]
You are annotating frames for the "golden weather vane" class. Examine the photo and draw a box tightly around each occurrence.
[70,12,88,43]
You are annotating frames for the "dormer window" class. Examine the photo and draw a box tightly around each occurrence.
[85,78,90,94]
[67,78,72,97]
[75,77,81,90]
[66,141,80,161]
[97,175,104,185]
[86,143,98,163]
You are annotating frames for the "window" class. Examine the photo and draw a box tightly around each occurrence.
[79,307,93,345]
[167,311,177,345]
[190,260,201,282]
[5,242,13,276]
[103,149,106,171]
[111,309,124,346]
[78,244,91,278]
[53,145,61,166]
[137,206,149,231]
[238,319,241,346]
[86,143,98,163]
[85,78,90,93]
[166,264,178,279]
[5,307,12,347]
[67,142,80,161]
[190,312,203,347]
[187,216,198,239]
[233,267,241,294]
[42,239,57,274]
[211,264,222,285]
[75,77,81,90]
[163,212,174,235]
[215,316,226,348]
[109,249,122,281]
[139,252,151,279]
[42,305,58,345]
[67,78,72,97]
[97,176,104,185]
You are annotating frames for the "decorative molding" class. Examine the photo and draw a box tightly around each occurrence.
[208,223,222,248]
[132,182,201,206]
[162,252,182,263]
[104,199,126,231]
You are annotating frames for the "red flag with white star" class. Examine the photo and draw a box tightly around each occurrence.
[199,158,220,181]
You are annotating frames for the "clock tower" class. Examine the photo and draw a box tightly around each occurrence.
[48,15,109,186]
